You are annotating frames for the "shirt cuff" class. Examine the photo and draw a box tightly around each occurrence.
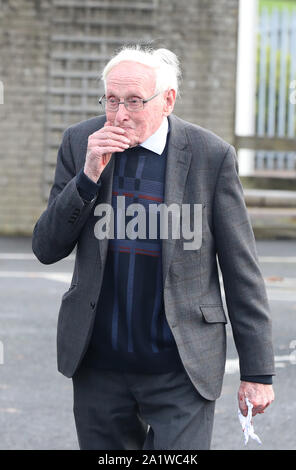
[76,167,101,202]
[240,375,273,385]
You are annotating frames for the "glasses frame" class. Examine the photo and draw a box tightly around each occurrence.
[98,92,161,112]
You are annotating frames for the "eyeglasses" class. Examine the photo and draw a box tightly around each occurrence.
[98,92,160,112]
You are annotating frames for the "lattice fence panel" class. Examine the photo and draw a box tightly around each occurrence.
[44,0,157,199]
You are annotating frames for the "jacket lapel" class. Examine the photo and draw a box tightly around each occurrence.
[97,153,116,268]
[162,114,192,288]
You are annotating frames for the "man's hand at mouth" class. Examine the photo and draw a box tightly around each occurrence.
[83,121,131,182]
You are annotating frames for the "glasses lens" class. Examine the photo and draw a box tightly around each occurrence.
[126,97,142,110]
[106,98,119,111]
[101,97,144,111]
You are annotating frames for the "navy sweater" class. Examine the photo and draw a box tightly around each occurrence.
[79,140,184,373]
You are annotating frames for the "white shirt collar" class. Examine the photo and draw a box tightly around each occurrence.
[139,117,169,155]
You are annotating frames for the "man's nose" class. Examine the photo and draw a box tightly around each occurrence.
[114,102,129,123]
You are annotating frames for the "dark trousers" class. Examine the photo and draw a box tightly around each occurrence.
[71,360,216,450]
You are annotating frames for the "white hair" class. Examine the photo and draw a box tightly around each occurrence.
[101,46,181,97]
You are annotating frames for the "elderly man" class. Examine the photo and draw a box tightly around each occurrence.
[32,46,275,450]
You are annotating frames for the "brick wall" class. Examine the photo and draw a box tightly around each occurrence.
[0,0,239,235]
[155,0,239,144]
[0,0,51,234]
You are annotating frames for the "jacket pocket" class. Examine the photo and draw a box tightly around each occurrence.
[62,283,78,300]
[199,305,228,324]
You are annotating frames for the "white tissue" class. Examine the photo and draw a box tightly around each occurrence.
[238,397,262,445]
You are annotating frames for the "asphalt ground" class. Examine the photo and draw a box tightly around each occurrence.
[0,236,295,450]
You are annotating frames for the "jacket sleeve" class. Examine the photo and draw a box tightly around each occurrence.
[32,127,100,264]
[213,144,275,377]
[76,167,102,202]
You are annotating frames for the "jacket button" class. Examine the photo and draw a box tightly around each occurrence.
[90,301,96,309]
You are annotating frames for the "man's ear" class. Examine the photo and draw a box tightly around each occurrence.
[163,89,176,116]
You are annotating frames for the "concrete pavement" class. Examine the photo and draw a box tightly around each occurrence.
[0,236,295,449]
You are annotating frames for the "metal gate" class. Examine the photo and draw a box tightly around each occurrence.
[235,2,296,177]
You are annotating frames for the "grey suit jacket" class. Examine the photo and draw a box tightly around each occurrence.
[32,113,275,400]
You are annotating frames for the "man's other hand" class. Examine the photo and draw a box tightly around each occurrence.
[238,381,275,416]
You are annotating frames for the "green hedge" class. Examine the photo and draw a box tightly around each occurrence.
[260,0,296,13]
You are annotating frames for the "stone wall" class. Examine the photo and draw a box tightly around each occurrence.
[0,0,239,235]
[155,0,239,144]
[0,0,52,234]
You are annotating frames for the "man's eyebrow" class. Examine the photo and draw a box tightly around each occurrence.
[106,93,143,100]
[126,94,142,99]
[106,92,117,98]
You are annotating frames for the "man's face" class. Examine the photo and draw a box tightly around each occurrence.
[105,61,175,147]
